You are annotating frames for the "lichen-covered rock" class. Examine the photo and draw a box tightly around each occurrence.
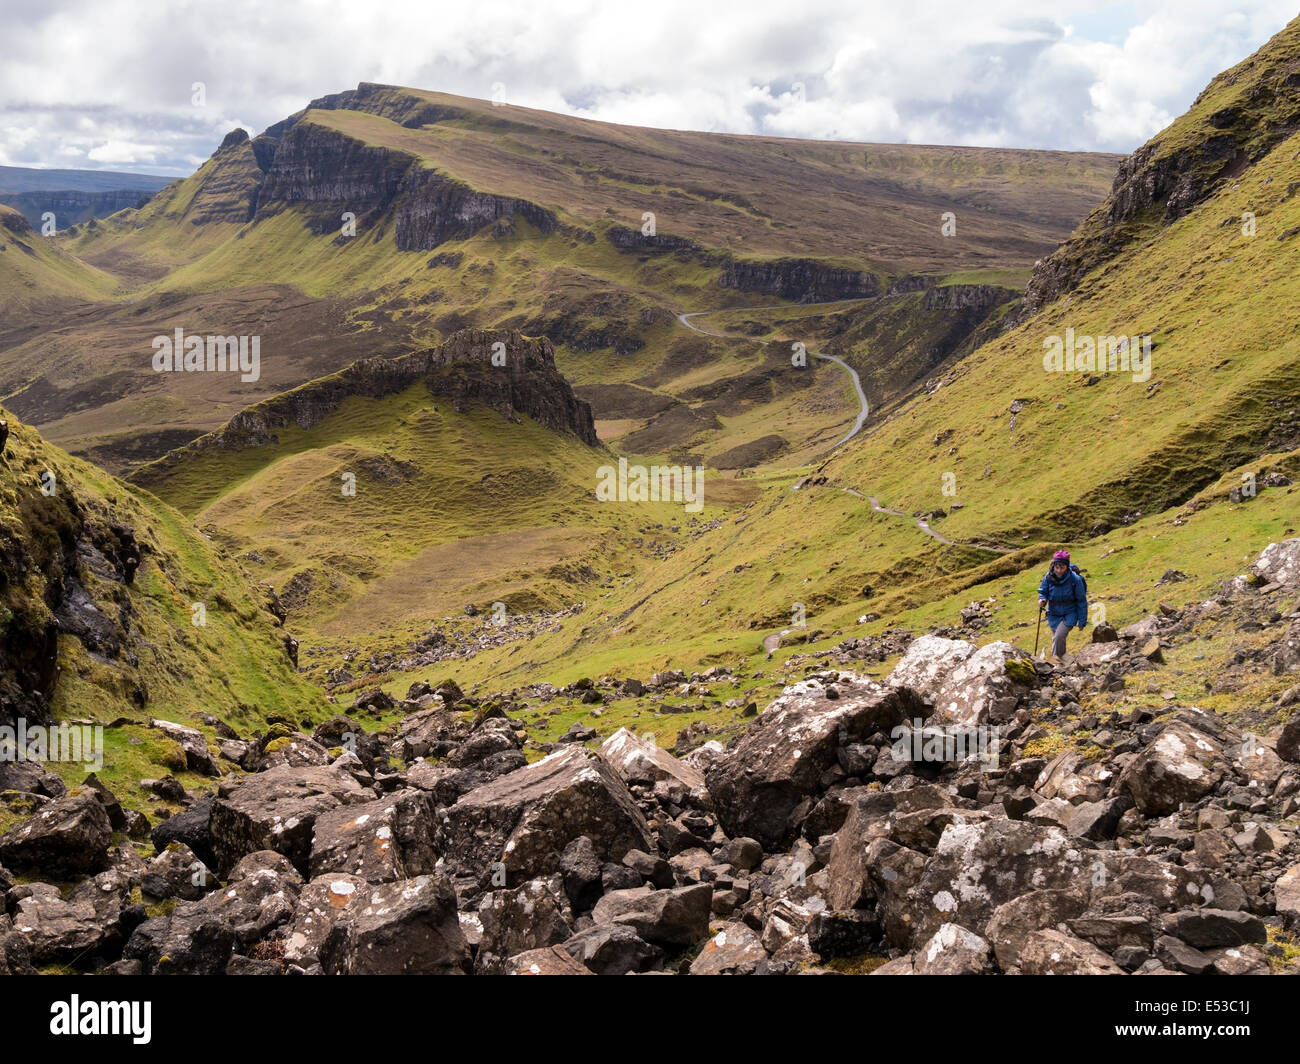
[826,785,949,909]
[507,944,595,975]
[898,819,1089,948]
[598,728,706,796]
[913,923,994,974]
[149,718,220,777]
[1252,538,1300,587]
[9,878,129,965]
[283,873,369,971]
[706,674,925,850]
[209,763,368,876]
[440,745,652,888]
[887,635,1033,726]
[141,842,217,901]
[689,922,767,975]
[1118,718,1224,815]
[1018,929,1124,974]
[475,876,573,974]
[0,788,112,878]
[985,889,1088,970]
[319,874,471,975]
[591,883,713,947]
[308,788,438,883]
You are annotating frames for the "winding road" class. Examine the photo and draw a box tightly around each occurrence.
[673,305,1013,562]
[676,308,870,449]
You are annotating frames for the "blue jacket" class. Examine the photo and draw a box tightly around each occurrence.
[1039,567,1087,629]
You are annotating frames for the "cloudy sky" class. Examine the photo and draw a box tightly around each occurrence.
[1,0,1294,176]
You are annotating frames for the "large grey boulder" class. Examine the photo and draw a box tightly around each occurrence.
[598,728,706,796]
[590,883,713,947]
[319,874,471,975]
[1118,717,1224,815]
[308,788,438,882]
[440,745,652,887]
[706,674,925,850]
[893,819,1089,948]
[0,788,112,878]
[1252,538,1300,587]
[887,635,1034,726]
[209,763,368,876]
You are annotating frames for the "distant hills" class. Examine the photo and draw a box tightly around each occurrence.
[0,164,174,229]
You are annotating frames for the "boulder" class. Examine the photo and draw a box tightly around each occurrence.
[706,674,925,849]
[440,745,652,887]
[598,728,706,795]
[913,923,994,974]
[901,820,1089,947]
[826,785,949,909]
[559,835,604,912]
[1019,929,1124,974]
[308,788,438,883]
[209,763,368,875]
[1118,719,1224,815]
[9,878,129,965]
[319,875,471,975]
[283,873,370,971]
[188,851,303,948]
[123,910,236,975]
[985,889,1088,970]
[1277,717,1300,764]
[149,718,220,776]
[887,635,1034,726]
[690,922,767,975]
[1276,863,1300,932]
[1252,538,1300,588]
[590,883,712,947]
[141,842,217,901]
[150,794,216,868]
[0,788,112,878]
[475,876,573,974]
[508,944,594,975]
[1157,909,1266,948]
[561,924,662,975]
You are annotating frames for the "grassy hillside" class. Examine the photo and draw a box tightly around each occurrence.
[0,87,1118,471]
[179,26,1300,759]
[0,405,329,813]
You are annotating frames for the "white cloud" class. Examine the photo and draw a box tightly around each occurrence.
[0,0,1294,175]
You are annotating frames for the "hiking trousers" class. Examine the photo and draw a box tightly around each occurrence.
[1052,621,1071,658]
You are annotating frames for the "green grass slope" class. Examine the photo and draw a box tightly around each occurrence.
[0,405,329,814]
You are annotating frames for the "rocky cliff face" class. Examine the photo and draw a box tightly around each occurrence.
[134,328,596,472]
[247,120,559,248]
[0,188,158,230]
[182,130,265,225]
[393,169,557,251]
[0,418,144,730]
[720,258,882,303]
[1019,16,1300,320]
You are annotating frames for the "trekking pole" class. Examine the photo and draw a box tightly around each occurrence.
[1033,600,1045,657]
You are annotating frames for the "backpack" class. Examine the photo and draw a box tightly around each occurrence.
[1045,562,1086,597]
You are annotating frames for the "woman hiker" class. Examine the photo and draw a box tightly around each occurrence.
[1038,549,1088,663]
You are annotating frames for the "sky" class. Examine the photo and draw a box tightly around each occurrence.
[0,0,1294,176]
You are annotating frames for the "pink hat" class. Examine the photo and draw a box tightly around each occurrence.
[1053,550,1070,562]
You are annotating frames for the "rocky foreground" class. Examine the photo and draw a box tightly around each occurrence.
[2,542,1300,976]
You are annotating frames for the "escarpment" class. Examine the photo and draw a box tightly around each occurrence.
[130,328,597,481]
